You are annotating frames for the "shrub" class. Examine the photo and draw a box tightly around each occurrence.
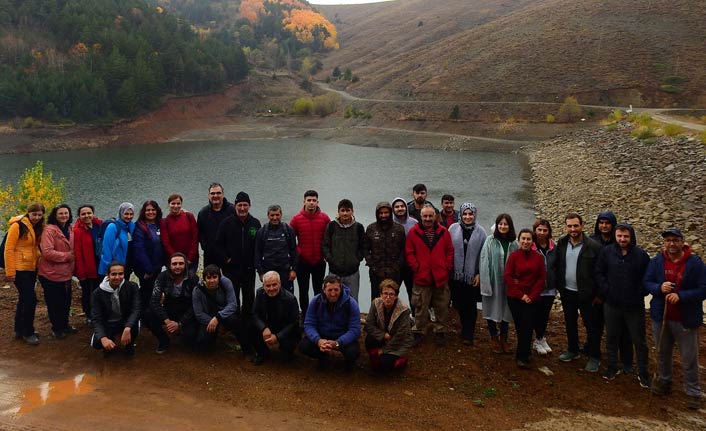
[312,93,340,117]
[605,123,618,132]
[450,105,460,120]
[698,130,706,144]
[299,79,312,92]
[292,98,314,116]
[546,114,555,123]
[351,75,359,83]
[332,66,341,78]
[632,125,656,140]
[22,117,39,129]
[344,105,371,119]
[0,161,67,231]
[609,109,623,122]
[556,96,582,122]
[663,124,685,137]
[628,113,655,127]
[659,84,681,94]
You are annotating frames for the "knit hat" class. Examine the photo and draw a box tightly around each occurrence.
[118,202,135,218]
[235,191,251,205]
[459,202,477,216]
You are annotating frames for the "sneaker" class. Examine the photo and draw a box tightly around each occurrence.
[687,395,703,410]
[622,365,635,375]
[585,358,600,373]
[52,331,67,340]
[559,351,580,362]
[540,337,552,353]
[637,373,651,389]
[603,367,618,381]
[250,354,265,366]
[66,326,79,334]
[156,341,169,355]
[517,359,530,369]
[23,334,40,345]
[428,308,436,322]
[533,339,547,355]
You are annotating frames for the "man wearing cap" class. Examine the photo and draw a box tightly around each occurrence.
[215,191,262,318]
[644,228,706,409]
[197,182,234,267]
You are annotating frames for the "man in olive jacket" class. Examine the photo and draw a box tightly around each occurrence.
[553,213,602,372]
[365,201,406,299]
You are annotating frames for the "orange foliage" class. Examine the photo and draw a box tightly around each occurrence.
[69,42,89,58]
[283,9,338,49]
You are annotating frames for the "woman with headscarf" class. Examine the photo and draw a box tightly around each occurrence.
[161,194,199,275]
[133,200,165,314]
[73,204,103,326]
[38,204,76,339]
[98,202,136,278]
[480,213,519,353]
[4,203,45,345]
[448,203,487,346]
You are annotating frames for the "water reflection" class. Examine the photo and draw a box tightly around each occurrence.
[15,374,96,415]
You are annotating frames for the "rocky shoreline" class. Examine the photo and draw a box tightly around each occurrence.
[526,122,705,257]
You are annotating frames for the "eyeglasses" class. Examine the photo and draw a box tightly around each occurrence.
[381,292,397,297]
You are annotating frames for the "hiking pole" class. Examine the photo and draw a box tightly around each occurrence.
[648,297,670,408]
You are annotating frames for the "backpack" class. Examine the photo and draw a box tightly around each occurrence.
[94,218,118,257]
[0,231,8,268]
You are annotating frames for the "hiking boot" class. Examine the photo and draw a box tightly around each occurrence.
[585,358,600,373]
[23,334,40,345]
[250,354,265,366]
[490,336,502,354]
[499,334,512,354]
[461,337,474,347]
[533,339,547,355]
[434,332,447,347]
[622,365,635,375]
[66,326,79,334]
[687,395,703,410]
[637,373,651,389]
[602,367,619,381]
[651,379,672,396]
[52,331,67,340]
[517,359,530,369]
[559,351,580,362]
[156,340,169,355]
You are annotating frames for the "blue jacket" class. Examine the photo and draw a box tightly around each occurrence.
[304,284,361,347]
[644,249,706,328]
[132,221,165,276]
[98,218,135,275]
[192,276,239,325]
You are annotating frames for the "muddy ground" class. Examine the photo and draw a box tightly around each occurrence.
[0,281,704,430]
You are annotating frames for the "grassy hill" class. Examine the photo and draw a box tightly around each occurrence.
[319,0,706,108]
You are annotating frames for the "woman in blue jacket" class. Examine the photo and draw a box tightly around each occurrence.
[133,200,165,314]
[98,203,135,277]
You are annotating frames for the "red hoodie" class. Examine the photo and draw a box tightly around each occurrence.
[290,207,330,265]
[161,211,199,263]
[663,246,691,322]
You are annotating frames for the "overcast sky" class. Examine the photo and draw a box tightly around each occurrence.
[309,0,394,5]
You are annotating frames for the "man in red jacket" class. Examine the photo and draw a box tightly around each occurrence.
[290,190,331,318]
[405,205,454,346]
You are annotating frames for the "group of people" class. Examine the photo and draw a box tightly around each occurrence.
[2,183,705,408]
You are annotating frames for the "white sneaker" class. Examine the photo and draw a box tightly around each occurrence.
[533,339,547,355]
[540,337,552,354]
[429,308,436,322]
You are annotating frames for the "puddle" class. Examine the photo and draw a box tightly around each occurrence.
[2,374,96,416]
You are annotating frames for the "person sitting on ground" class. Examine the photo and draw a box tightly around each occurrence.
[147,252,199,354]
[90,261,140,357]
[192,264,248,352]
[299,274,361,370]
[364,279,414,373]
[250,271,300,365]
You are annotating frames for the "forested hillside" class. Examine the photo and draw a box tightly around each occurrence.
[0,0,248,122]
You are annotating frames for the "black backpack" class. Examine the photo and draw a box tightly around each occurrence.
[0,231,8,268]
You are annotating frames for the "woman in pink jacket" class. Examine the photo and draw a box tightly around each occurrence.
[38,204,76,339]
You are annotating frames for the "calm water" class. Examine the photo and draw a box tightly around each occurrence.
[0,138,533,309]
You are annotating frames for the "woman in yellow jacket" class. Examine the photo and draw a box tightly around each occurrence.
[4,203,45,345]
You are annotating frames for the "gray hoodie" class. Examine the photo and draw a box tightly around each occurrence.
[392,197,417,235]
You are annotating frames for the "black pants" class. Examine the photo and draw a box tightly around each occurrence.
[450,280,480,342]
[508,298,537,362]
[90,321,140,352]
[250,325,299,359]
[39,276,72,334]
[561,290,600,359]
[195,314,248,351]
[604,303,648,373]
[533,295,554,339]
[224,270,256,319]
[144,301,196,347]
[296,260,326,316]
[299,336,359,365]
[14,271,38,337]
[80,278,99,319]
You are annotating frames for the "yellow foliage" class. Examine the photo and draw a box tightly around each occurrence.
[0,161,66,231]
[283,9,339,49]
[240,0,306,23]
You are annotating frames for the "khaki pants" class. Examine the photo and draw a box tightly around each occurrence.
[412,284,450,335]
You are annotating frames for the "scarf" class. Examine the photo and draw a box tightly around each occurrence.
[449,222,486,284]
[99,276,123,322]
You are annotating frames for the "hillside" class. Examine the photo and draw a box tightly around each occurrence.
[319,0,706,107]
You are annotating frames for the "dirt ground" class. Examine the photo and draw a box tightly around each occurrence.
[0,279,704,431]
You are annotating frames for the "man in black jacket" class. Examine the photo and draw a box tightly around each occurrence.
[364,201,405,299]
[553,213,602,372]
[322,199,365,301]
[596,223,651,386]
[253,205,298,293]
[90,261,140,357]
[147,253,199,354]
[197,182,234,267]
[215,191,262,318]
[250,271,300,365]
